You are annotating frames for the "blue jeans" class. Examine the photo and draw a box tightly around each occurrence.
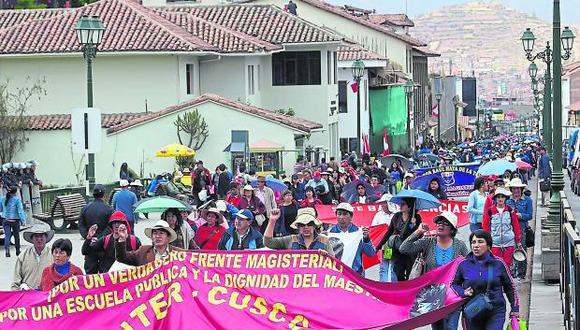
[379,259,398,282]
[469,223,482,233]
[464,307,505,330]
[432,310,461,330]
[3,220,21,253]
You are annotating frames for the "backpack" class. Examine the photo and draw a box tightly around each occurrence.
[103,234,137,251]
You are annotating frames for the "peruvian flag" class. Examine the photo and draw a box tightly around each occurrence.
[382,128,390,156]
[432,103,439,117]
[362,133,370,155]
[349,80,358,93]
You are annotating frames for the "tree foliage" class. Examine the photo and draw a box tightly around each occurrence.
[174,109,209,151]
[15,0,46,9]
[0,78,46,164]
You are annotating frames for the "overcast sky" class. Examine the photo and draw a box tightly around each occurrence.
[326,0,579,24]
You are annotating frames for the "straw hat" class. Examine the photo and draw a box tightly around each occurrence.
[206,207,224,224]
[119,179,130,187]
[243,184,254,191]
[378,193,393,203]
[335,202,354,214]
[507,178,526,189]
[215,200,227,212]
[144,220,178,243]
[433,211,459,230]
[23,223,54,244]
[291,212,322,229]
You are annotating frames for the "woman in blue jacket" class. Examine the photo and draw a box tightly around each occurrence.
[467,177,487,233]
[452,230,519,329]
[1,186,27,257]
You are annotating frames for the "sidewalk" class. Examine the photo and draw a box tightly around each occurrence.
[527,175,570,329]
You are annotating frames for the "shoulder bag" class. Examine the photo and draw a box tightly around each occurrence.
[463,265,494,320]
[408,251,426,280]
[525,225,535,248]
[540,178,551,192]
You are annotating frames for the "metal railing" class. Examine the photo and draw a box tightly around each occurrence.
[560,191,580,330]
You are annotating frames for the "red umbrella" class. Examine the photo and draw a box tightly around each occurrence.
[515,160,532,171]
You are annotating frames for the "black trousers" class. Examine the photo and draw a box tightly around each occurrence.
[3,220,20,253]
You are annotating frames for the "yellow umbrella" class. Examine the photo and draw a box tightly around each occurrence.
[155,143,196,157]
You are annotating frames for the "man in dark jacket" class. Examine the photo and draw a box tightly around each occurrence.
[78,184,114,274]
[538,148,551,206]
[218,209,264,250]
[216,164,231,199]
[81,211,141,273]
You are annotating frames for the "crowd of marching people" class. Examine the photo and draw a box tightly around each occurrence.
[6,134,546,329]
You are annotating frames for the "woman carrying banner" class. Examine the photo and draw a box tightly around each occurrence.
[482,187,521,269]
[375,197,422,281]
[40,238,83,291]
[425,177,448,200]
[264,208,334,256]
[399,211,468,330]
[452,230,519,329]
[347,183,379,204]
[300,186,323,208]
[467,177,487,233]
[194,208,226,250]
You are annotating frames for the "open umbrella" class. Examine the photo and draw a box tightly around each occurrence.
[477,159,518,176]
[134,196,190,213]
[341,180,380,202]
[250,176,287,193]
[417,153,439,162]
[390,189,442,210]
[155,143,195,157]
[380,154,413,170]
[514,160,533,171]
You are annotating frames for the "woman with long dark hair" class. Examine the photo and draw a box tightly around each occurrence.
[1,186,27,257]
[425,177,447,200]
[163,208,197,250]
[119,162,133,182]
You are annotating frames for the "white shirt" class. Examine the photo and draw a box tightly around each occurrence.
[372,211,393,227]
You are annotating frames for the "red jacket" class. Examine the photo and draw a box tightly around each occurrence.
[482,204,521,246]
[40,263,84,291]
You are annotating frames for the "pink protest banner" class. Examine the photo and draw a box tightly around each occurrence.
[316,201,471,268]
[0,251,465,329]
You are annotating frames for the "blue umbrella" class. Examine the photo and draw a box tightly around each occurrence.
[418,153,439,162]
[341,180,381,202]
[250,176,287,193]
[390,189,442,210]
[477,159,517,176]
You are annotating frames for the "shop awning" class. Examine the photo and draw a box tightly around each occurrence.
[250,139,284,153]
[223,142,247,153]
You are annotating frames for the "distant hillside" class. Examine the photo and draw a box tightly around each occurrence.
[412,0,580,100]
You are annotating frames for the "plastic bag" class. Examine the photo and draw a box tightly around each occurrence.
[506,316,527,330]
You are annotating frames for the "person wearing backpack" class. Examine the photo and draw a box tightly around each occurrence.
[81,211,141,273]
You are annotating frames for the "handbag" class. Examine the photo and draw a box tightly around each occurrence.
[463,266,494,320]
[408,251,426,280]
[382,246,393,260]
[525,225,535,248]
[540,178,551,192]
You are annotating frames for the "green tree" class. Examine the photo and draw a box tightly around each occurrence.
[0,78,46,164]
[174,109,209,151]
[15,0,47,9]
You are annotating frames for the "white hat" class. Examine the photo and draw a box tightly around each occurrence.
[404,172,415,179]
[433,211,458,230]
[119,179,130,187]
[243,184,254,191]
[494,187,512,198]
[378,193,393,203]
[291,212,322,229]
[507,178,526,189]
[144,220,178,243]
[130,179,143,187]
[335,202,354,214]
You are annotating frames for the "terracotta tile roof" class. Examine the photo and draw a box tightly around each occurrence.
[564,61,580,76]
[107,93,323,134]
[155,10,282,53]
[0,0,217,55]
[369,14,414,27]
[0,8,64,30]
[163,4,339,45]
[7,113,148,130]
[337,45,387,61]
[296,0,425,46]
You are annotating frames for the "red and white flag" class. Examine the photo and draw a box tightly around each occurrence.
[349,80,358,93]
[432,103,439,117]
[382,128,390,156]
[362,133,370,155]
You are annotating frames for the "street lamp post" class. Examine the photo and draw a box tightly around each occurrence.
[351,59,365,156]
[404,79,414,151]
[434,75,443,144]
[75,15,104,193]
